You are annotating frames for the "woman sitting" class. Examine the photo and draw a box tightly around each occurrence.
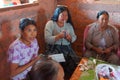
[84,10,119,65]
[8,18,40,80]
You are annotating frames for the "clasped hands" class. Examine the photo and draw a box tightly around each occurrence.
[57,30,71,41]
[94,47,112,54]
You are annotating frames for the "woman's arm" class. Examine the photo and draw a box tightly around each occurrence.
[112,28,119,50]
[44,21,56,44]
[85,27,94,50]
[68,24,77,43]
[10,56,40,77]
[55,31,65,41]
[85,24,103,54]
[104,27,119,54]
[44,21,64,44]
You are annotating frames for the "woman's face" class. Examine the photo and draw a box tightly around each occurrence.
[58,11,68,23]
[98,13,109,27]
[21,24,37,44]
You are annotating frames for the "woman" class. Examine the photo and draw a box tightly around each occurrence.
[84,10,119,65]
[44,5,79,78]
[8,18,40,80]
[28,59,64,80]
[44,5,78,59]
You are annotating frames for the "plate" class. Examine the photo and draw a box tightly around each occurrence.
[95,64,120,80]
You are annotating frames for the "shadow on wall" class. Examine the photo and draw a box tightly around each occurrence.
[0,20,18,80]
[36,8,48,54]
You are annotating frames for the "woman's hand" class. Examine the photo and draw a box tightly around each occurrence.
[104,47,112,54]
[96,48,104,54]
[55,31,65,41]
[55,31,72,42]
[10,55,40,77]
[92,47,104,54]
[65,33,72,42]
[32,55,41,63]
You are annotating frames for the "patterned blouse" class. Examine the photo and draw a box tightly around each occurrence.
[8,38,39,80]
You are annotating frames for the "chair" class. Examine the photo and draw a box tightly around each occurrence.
[117,31,120,57]
[83,25,91,52]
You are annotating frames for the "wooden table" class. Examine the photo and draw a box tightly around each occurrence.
[70,58,87,80]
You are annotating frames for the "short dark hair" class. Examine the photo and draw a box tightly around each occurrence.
[96,10,109,19]
[28,60,60,80]
[51,5,73,26]
[19,18,37,31]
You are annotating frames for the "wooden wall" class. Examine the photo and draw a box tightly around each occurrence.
[0,0,56,79]
[0,0,120,79]
[57,0,120,56]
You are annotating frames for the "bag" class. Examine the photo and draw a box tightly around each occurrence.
[44,44,81,78]
[44,44,59,55]
[44,44,80,66]
[44,44,80,63]
[44,44,65,62]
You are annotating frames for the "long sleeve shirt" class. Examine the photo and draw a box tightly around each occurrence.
[85,22,119,51]
[44,20,77,45]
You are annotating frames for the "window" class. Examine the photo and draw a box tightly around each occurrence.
[0,0,38,8]
[95,0,120,4]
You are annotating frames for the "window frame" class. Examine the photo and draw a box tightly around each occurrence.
[0,2,39,12]
[95,0,120,4]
